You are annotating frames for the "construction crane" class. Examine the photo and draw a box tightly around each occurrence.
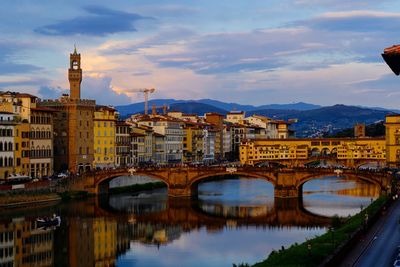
[130,88,155,115]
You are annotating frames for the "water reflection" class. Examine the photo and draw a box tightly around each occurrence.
[0,176,381,267]
[303,176,380,217]
[0,217,55,267]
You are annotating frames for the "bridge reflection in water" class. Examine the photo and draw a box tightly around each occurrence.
[0,176,382,267]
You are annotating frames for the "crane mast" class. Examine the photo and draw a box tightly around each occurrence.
[130,88,155,115]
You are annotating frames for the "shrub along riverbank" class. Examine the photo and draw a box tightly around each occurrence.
[252,195,389,267]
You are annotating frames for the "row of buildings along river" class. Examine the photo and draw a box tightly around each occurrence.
[1,48,400,181]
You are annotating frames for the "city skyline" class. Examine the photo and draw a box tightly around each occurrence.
[1,1,400,108]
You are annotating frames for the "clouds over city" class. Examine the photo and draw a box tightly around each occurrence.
[1,1,400,108]
[35,5,152,36]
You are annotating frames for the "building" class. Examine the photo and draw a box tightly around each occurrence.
[115,121,131,167]
[137,116,184,163]
[182,122,204,162]
[15,122,30,176]
[131,125,154,163]
[0,112,18,180]
[130,132,146,165]
[385,115,400,167]
[39,48,95,173]
[225,111,245,124]
[0,92,37,177]
[205,113,224,160]
[29,107,54,178]
[153,132,166,164]
[246,115,279,138]
[354,123,366,138]
[93,106,117,169]
[240,138,386,166]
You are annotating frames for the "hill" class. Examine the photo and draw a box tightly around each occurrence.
[115,99,320,117]
[247,105,391,137]
[324,121,385,138]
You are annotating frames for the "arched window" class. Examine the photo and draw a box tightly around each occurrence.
[0,142,3,151]
[0,157,3,167]
[8,157,12,167]
[31,148,35,158]
[8,142,12,151]
[46,146,51,157]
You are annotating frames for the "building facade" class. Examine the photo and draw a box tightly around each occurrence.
[94,106,117,169]
[0,112,18,180]
[29,108,54,178]
[240,138,386,166]
[39,48,95,173]
[115,121,131,167]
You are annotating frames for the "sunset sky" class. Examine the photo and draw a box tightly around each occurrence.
[2,0,400,108]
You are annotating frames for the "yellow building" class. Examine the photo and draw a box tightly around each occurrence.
[183,122,204,162]
[385,114,400,167]
[94,106,117,169]
[240,138,386,166]
[15,122,30,175]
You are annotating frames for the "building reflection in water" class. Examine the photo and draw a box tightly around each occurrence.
[0,177,382,267]
[0,218,54,267]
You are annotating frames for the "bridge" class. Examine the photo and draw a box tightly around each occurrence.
[62,166,392,198]
[272,157,386,169]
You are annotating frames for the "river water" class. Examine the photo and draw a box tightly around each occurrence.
[0,175,380,267]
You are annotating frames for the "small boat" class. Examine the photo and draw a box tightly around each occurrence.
[36,214,61,228]
[6,174,32,184]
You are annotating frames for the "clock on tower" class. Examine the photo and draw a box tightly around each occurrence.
[68,45,82,100]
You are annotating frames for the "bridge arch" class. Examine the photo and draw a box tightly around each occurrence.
[296,172,382,193]
[320,147,331,156]
[310,148,320,157]
[188,171,277,195]
[95,171,170,194]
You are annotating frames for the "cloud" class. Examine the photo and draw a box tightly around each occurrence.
[0,78,49,88]
[81,75,132,105]
[0,41,42,75]
[296,10,400,32]
[293,0,391,8]
[35,5,152,36]
[38,86,68,99]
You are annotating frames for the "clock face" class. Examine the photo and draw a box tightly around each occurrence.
[72,61,79,70]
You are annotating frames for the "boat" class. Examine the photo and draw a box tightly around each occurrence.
[5,174,32,184]
[36,214,61,228]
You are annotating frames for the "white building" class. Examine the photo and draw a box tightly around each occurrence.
[0,112,18,180]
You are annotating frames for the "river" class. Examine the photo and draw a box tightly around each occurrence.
[0,175,380,267]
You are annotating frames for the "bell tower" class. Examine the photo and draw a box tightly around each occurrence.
[68,45,82,100]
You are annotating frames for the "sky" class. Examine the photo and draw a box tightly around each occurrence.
[2,0,400,108]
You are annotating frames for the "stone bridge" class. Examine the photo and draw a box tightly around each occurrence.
[262,157,386,168]
[63,166,392,198]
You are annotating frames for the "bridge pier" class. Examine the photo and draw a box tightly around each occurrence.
[274,186,299,198]
[168,186,192,197]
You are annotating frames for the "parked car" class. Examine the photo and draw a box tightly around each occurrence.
[57,173,68,178]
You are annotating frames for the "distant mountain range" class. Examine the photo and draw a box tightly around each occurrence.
[115,99,396,137]
[116,99,321,117]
